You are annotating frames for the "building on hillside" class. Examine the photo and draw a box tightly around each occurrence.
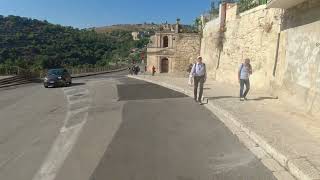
[146,19,201,74]
[131,31,146,41]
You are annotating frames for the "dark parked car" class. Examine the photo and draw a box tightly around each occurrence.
[43,68,72,88]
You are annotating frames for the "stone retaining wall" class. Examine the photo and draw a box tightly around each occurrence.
[200,1,320,116]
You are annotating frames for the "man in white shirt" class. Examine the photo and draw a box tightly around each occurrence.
[190,56,207,104]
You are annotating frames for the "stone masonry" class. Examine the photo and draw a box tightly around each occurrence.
[200,0,320,116]
[172,33,201,72]
[147,21,200,74]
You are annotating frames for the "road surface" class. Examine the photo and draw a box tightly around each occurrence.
[0,71,276,180]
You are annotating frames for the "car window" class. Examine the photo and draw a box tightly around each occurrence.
[48,69,64,76]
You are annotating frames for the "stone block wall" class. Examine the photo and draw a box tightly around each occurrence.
[219,5,282,88]
[226,3,238,22]
[146,55,158,72]
[273,0,320,115]
[200,1,320,116]
[201,4,282,89]
[200,19,221,79]
[172,33,201,73]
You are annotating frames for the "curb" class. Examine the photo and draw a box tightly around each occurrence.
[128,75,313,180]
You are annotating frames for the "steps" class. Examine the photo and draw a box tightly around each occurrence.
[0,76,34,88]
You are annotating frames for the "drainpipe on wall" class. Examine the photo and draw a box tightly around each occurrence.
[216,2,227,70]
[272,9,284,77]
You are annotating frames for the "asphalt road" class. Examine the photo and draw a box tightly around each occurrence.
[0,71,276,180]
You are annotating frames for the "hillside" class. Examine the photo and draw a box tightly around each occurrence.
[0,15,149,71]
[95,24,158,33]
[95,23,197,33]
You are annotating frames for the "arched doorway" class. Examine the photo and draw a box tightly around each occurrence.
[163,36,169,48]
[161,58,169,73]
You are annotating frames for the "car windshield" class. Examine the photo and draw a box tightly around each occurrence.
[48,69,64,76]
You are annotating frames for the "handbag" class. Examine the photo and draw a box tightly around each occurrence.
[188,75,193,86]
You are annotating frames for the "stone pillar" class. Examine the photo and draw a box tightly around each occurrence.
[175,18,181,33]
[219,3,227,30]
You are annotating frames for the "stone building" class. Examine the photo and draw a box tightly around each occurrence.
[146,20,200,74]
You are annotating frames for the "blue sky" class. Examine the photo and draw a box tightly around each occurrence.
[0,0,213,29]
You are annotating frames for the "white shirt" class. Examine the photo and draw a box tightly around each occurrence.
[191,62,206,77]
[239,63,251,80]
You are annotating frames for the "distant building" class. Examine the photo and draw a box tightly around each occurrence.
[131,31,146,41]
[132,32,140,41]
[146,19,201,74]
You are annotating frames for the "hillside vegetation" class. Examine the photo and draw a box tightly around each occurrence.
[95,24,158,33]
[95,23,198,33]
[0,15,149,71]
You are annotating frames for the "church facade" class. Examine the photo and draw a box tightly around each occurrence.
[146,20,201,74]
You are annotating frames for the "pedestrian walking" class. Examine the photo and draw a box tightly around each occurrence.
[152,66,156,76]
[238,58,253,101]
[134,65,140,75]
[186,63,194,78]
[190,56,207,105]
[128,66,133,75]
[132,66,136,75]
[187,64,193,74]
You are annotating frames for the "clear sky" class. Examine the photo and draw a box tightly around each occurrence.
[0,0,213,29]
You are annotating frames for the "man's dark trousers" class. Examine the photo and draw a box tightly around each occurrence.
[240,79,250,98]
[194,76,205,102]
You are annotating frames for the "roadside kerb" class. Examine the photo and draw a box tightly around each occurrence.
[128,75,303,180]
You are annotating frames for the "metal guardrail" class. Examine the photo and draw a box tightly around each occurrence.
[0,66,28,76]
[40,65,128,78]
[0,64,128,79]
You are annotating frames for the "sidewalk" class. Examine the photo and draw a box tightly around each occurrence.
[129,74,320,180]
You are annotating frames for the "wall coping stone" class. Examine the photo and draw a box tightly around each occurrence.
[239,4,267,17]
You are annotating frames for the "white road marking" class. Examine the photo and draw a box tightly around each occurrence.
[33,86,91,180]
[32,122,85,180]
[68,98,91,105]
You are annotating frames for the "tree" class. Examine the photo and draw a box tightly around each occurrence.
[0,15,150,70]
[210,0,220,18]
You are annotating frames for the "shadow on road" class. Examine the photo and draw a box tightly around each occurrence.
[70,82,86,87]
[247,96,278,101]
[208,96,238,100]
[207,96,278,102]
